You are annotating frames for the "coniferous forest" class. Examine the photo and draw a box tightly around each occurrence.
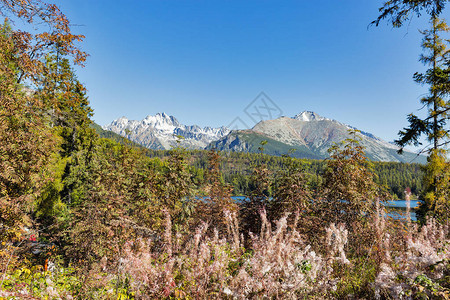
[0,0,449,299]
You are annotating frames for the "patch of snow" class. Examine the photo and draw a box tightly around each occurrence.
[293,111,330,122]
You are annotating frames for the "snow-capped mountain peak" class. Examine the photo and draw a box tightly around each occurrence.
[141,112,180,131]
[104,113,230,150]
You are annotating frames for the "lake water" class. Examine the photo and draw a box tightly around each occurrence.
[385,200,421,209]
[231,197,421,221]
[385,200,421,221]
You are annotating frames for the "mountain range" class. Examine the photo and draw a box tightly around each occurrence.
[104,111,425,163]
[104,112,230,150]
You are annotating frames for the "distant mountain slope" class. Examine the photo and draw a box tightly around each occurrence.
[104,113,230,150]
[209,111,426,163]
[90,123,146,149]
[209,130,323,159]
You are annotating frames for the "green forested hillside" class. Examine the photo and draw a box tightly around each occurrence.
[146,149,424,199]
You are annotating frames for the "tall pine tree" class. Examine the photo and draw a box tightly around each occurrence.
[396,17,450,153]
[394,17,450,222]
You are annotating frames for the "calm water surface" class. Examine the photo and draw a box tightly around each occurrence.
[231,197,421,221]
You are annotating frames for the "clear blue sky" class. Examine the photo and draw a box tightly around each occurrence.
[52,0,442,145]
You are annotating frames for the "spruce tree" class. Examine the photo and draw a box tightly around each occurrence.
[373,0,448,28]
